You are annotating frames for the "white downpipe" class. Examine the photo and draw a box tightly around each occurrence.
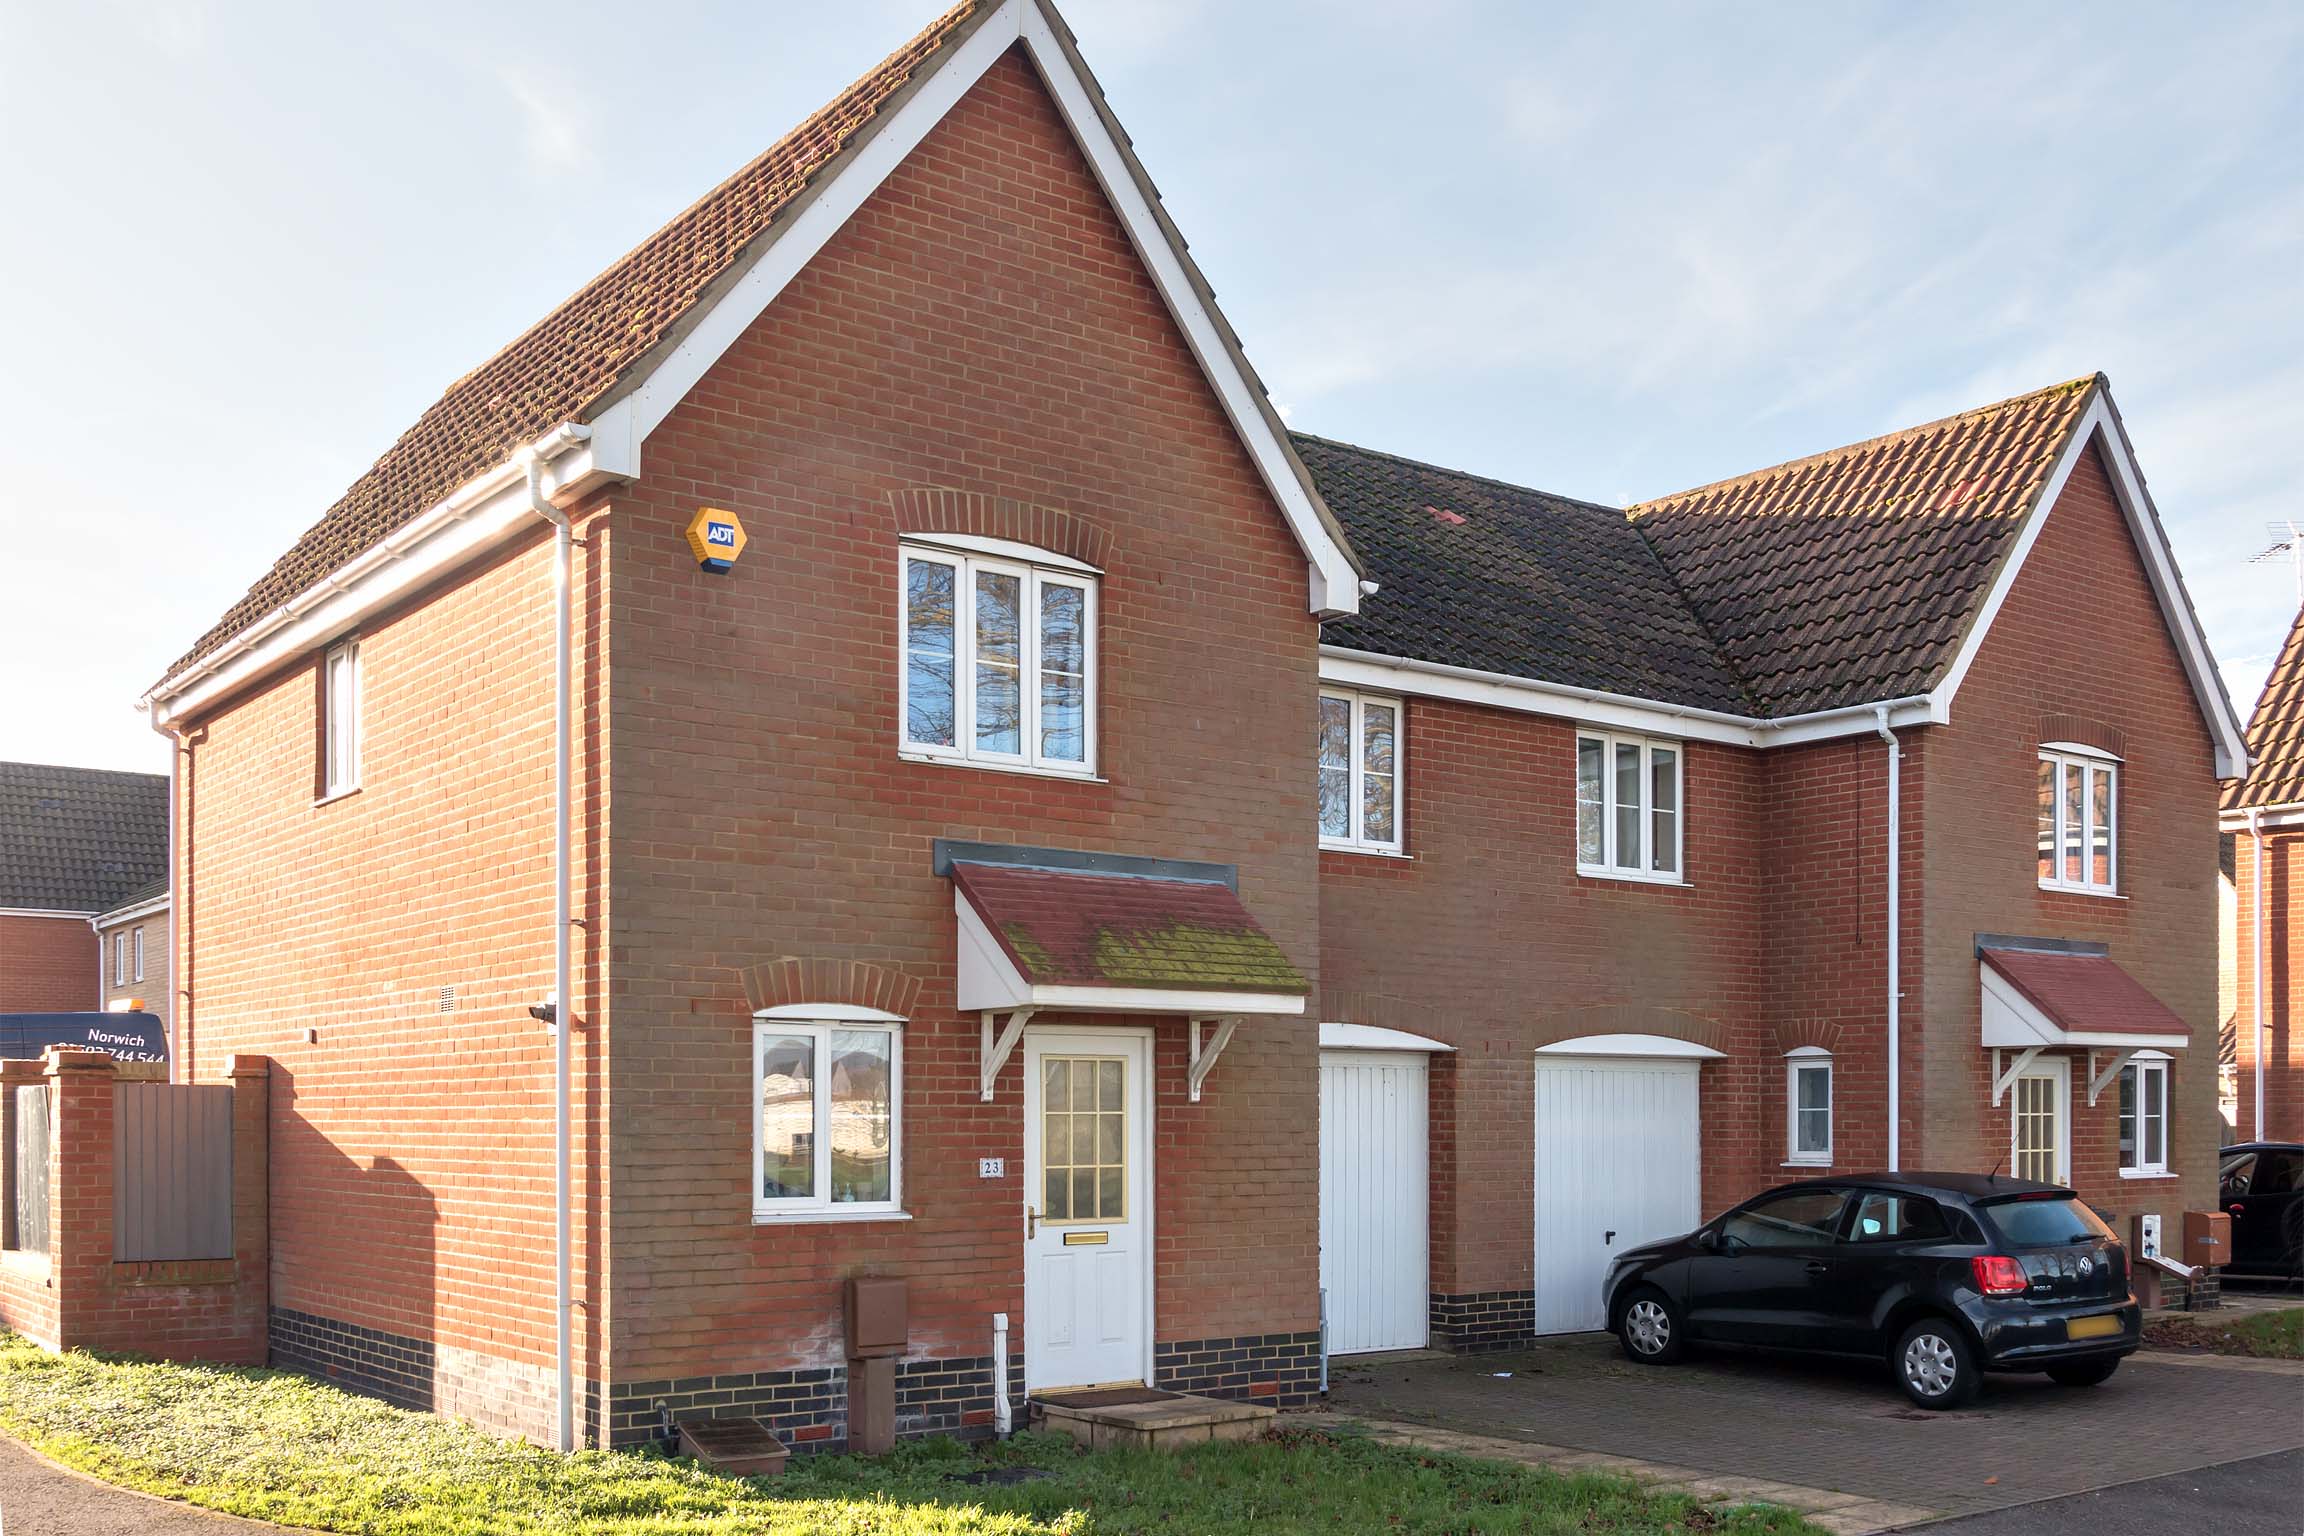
[2250,808,2267,1139]
[991,1313,1011,1435]
[519,435,587,1452]
[1875,707,1902,1172]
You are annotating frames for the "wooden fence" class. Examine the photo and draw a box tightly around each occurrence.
[9,1083,48,1254]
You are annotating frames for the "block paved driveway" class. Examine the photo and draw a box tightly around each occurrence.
[1329,1336,2304,1522]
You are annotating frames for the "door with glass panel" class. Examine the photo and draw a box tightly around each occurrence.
[2010,1056,2070,1184]
[1023,1031,1151,1391]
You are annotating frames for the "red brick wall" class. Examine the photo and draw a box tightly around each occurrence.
[2233,827,2304,1141]
[0,913,96,1012]
[1319,699,1768,1296]
[1918,443,2222,1231]
[601,49,1322,1391]
[173,527,610,1442]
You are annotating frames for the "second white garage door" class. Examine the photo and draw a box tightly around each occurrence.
[1532,1054,1701,1334]
[1319,1048,1430,1354]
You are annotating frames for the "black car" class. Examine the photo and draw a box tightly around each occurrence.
[1601,1172,2139,1409]
[2218,1141,2304,1278]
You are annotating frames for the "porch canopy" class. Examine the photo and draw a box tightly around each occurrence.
[1979,940,2189,1106]
[947,850,1307,1102]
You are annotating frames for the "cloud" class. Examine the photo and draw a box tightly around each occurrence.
[498,65,588,172]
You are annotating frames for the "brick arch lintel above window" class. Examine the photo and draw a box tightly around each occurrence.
[736,958,923,1021]
[1533,1003,1729,1057]
[1320,989,1429,1038]
[886,486,1113,570]
[1773,1020,1843,1055]
[2038,714,2126,760]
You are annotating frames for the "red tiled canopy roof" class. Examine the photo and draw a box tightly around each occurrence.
[1981,946,2190,1041]
[952,862,1308,994]
[2225,607,2304,813]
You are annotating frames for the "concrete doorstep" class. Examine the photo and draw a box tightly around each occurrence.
[1338,1417,1940,1536]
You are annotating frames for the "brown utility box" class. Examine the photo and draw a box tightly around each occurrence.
[845,1275,909,1358]
[2182,1210,2229,1269]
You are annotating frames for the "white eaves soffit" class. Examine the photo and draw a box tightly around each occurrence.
[1321,394,2249,771]
[584,0,1361,619]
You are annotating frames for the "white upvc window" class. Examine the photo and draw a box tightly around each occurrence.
[112,932,128,986]
[2119,1053,2171,1176]
[1576,730,1682,881]
[132,927,143,984]
[753,1011,904,1220]
[2037,745,2116,894]
[321,640,362,798]
[900,543,1096,776]
[1786,1048,1832,1166]
[1318,689,1403,853]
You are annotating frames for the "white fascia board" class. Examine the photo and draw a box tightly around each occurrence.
[1926,394,2249,779]
[0,907,97,921]
[2221,804,2304,832]
[1979,960,2191,1052]
[597,0,1360,619]
[1319,1021,1455,1052]
[1319,648,1939,749]
[1536,1033,1726,1059]
[93,895,170,927]
[144,425,598,725]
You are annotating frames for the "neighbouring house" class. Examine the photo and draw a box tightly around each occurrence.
[2221,607,2304,1142]
[0,762,167,1015]
[122,0,2241,1452]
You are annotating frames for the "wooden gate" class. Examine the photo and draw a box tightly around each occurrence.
[114,1083,233,1262]
[9,1084,49,1254]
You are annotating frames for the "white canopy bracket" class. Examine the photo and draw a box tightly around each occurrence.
[1992,1046,2044,1107]
[2086,1048,2138,1106]
[980,1006,1036,1102]
[1187,1016,1241,1104]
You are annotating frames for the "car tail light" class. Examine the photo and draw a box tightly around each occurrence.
[1971,1254,2028,1296]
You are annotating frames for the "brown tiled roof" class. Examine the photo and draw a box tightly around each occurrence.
[952,862,1308,993]
[1629,376,2100,717]
[2225,607,2304,811]
[163,0,984,682]
[1981,946,2191,1041]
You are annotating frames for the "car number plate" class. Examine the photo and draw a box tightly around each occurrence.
[2066,1313,2122,1340]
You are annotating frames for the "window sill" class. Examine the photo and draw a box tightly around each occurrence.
[1321,842,1412,860]
[2118,1169,2178,1181]
[898,752,1105,785]
[313,786,362,808]
[2037,882,2124,900]
[1576,867,1689,888]
[752,1208,913,1226]
[1782,1159,1832,1170]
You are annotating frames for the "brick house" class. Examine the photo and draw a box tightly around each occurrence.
[0,762,167,1015]
[2221,607,2304,1145]
[137,0,2242,1449]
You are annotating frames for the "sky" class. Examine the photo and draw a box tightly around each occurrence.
[1,0,2297,774]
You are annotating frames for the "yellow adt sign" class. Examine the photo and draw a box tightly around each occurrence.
[685,507,747,573]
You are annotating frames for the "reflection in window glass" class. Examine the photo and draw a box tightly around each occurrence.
[904,558,957,748]
[974,570,1023,755]
[2036,759,2056,883]
[760,1035,817,1200]
[1577,737,1605,866]
[2063,763,2085,884]
[1318,696,1352,840]
[829,1031,893,1204]
[1362,702,1397,845]
[1649,745,1678,874]
[2090,768,2113,886]
[1317,691,1402,850]
[1793,1059,1831,1157]
[1038,582,1086,763]
[1042,1055,1125,1222]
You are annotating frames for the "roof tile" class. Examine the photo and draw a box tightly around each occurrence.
[953,862,1307,994]
[2225,607,2304,811]
[1982,946,2191,1041]
[0,762,169,912]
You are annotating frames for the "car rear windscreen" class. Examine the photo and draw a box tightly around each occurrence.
[1981,1195,2116,1247]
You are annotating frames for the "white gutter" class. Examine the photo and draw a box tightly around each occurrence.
[517,432,587,1453]
[1875,705,1902,1172]
[2250,807,2267,1139]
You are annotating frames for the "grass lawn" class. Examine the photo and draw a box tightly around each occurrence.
[0,1335,1821,1535]
[2143,1306,2304,1360]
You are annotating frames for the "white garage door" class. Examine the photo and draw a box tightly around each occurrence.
[1320,1049,1430,1354]
[1532,1056,1701,1334]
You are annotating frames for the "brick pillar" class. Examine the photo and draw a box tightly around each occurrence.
[45,1048,119,1351]
[227,1055,270,1360]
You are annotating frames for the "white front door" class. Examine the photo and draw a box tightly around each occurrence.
[1024,1030,1151,1391]
[2011,1055,2071,1184]
[1320,1049,1430,1354]
[1532,1056,1701,1334]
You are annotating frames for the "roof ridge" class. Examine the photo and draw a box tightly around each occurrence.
[1288,431,1627,520]
[1626,373,2101,518]
[0,761,167,783]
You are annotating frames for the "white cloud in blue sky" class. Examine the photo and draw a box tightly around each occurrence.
[0,0,2296,769]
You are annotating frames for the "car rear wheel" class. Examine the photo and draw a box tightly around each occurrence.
[2045,1357,2120,1387]
[1617,1287,1685,1365]
[1893,1318,1978,1409]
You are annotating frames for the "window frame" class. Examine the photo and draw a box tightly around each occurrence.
[112,932,128,987]
[751,1012,906,1223]
[897,542,1098,778]
[131,926,143,985]
[2118,1052,2172,1177]
[320,640,362,800]
[1318,688,1405,854]
[1575,729,1684,883]
[1785,1047,1832,1167]
[2037,744,2117,896]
